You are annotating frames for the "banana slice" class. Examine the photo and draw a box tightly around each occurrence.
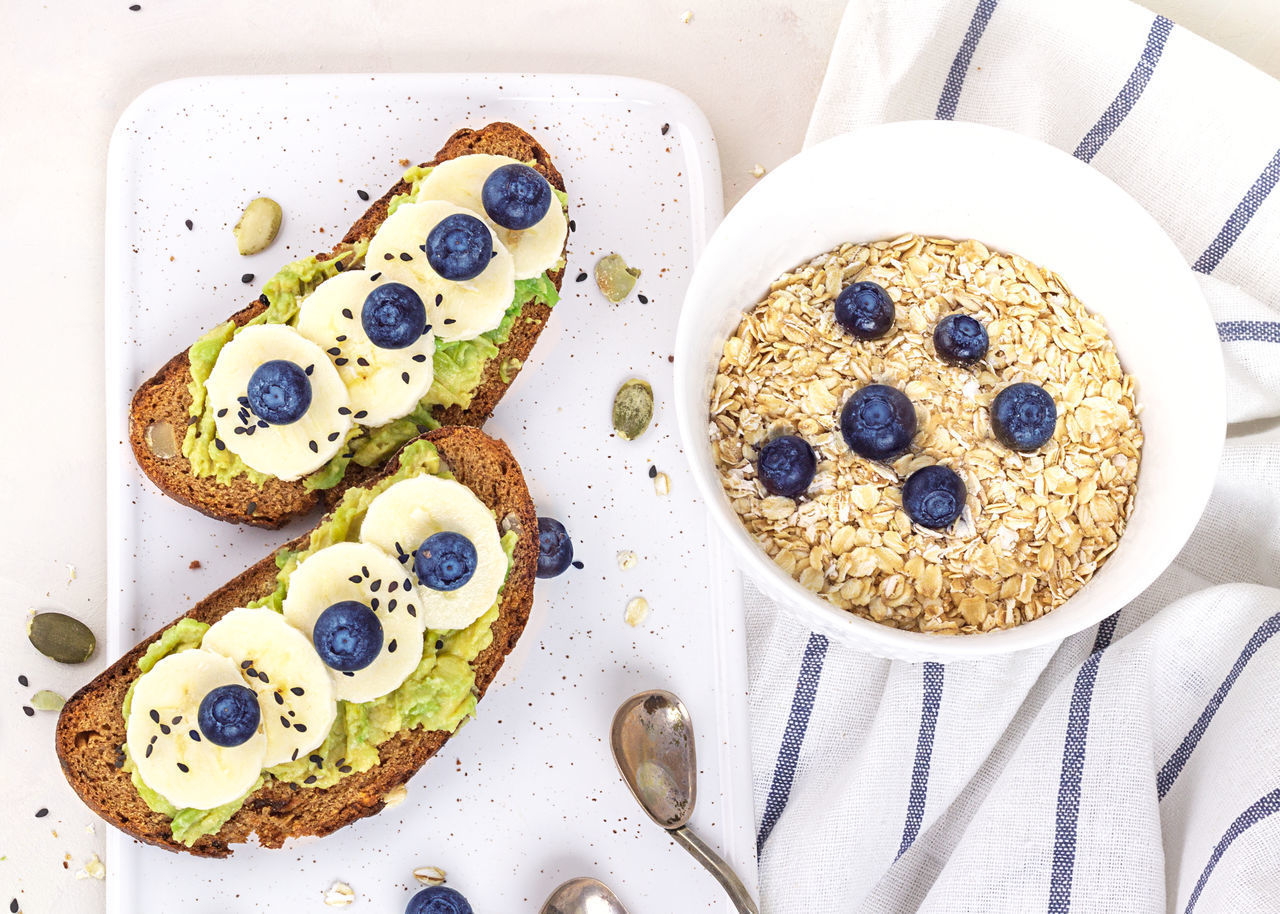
[367,200,515,343]
[295,270,435,427]
[204,324,353,480]
[126,649,267,810]
[359,475,506,631]
[200,607,337,767]
[282,542,426,703]
[415,154,567,280]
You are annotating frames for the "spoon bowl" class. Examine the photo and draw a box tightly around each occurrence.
[540,877,629,914]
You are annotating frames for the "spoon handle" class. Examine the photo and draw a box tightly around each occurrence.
[669,826,760,914]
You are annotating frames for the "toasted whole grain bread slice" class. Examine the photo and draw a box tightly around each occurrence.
[129,123,565,529]
[56,426,537,857]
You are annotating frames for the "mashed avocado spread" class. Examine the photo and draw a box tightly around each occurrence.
[182,164,565,490]
[120,439,519,846]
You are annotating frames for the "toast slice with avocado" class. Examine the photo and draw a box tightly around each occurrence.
[57,427,537,857]
[130,122,567,529]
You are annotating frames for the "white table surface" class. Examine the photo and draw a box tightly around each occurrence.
[1,2,1275,911]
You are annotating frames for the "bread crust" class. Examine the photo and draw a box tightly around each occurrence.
[128,123,565,528]
[56,427,538,857]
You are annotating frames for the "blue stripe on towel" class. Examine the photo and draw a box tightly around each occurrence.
[1047,612,1120,913]
[1157,612,1280,800]
[1073,16,1174,163]
[756,632,830,854]
[936,0,1001,120]
[897,662,946,858]
[1193,148,1280,274]
[1184,788,1280,913]
[1217,320,1280,343]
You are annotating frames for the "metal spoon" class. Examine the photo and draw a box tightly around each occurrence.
[540,877,630,914]
[610,690,760,914]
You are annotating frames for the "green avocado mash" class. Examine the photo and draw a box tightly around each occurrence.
[121,440,519,846]
[182,165,565,490]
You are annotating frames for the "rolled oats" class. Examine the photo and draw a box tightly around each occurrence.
[709,235,1143,633]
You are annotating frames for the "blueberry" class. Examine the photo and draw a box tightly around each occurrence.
[481,163,552,231]
[423,213,492,281]
[362,282,426,349]
[902,465,967,529]
[312,601,383,672]
[834,281,894,340]
[991,382,1057,451]
[840,384,917,460]
[406,886,473,914]
[414,532,478,591]
[536,517,573,579]
[933,314,989,365]
[757,435,816,498]
[246,359,311,425]
[197,684,260,747]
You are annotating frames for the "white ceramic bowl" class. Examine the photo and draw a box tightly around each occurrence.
[674,121,1225,661]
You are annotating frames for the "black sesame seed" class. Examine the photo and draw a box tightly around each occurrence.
[335,358,349,366]
[150,708,160,723]
[370,597,379,610]
[273,692,284,705]
[309,440,319,453]
[328,431,340,441]
[338,765,352,773]
[177,762,189,773]
[399,252,412,261]
[387,598,397,611]
[18,675,28,687]
[370,579,381,592]
[217,408,228,417]
[443,318,456,325]
[408,605,417,618]
[384,252,394,260]
[342,671,355,677]
[257,419,269,428]
[404,578,413,590]
[354,410,368,419]
[295,723,307,733]
[335,258,346,272]
[305,363,315,375]
[241,660,253,669]
[388,581,398,592]
[661,123,670,135]
[402,371,411,384]
[388,639,397,653]
[34,807,48,818]
[291,748,299,761]
[370,272,382,281]
[129,3,141,9]
[572,560,584,569]
[310,754,323,765]
[435,640,444,650]
[184,218,192,230]
[280,716,291,728]
[338,406,351,415]
[569,219,577,232]
[259,293,269,306]
[159,724,171,735]
[326,347,341,356]
[187,416,198,425]
[258,671,269,684]
[422,324,432,335]
[241,273,254,284]
[342,308,354,319]
[172,715,182,725]
[304,775,318,784]
[575,271,588,282]
[349,574,362,584]
[356,357,369,367]
[412,354,427,362]
[233,427,246,435]
[190,729,201,741]
[648,464,657,478]
[638,294,649,304]
[342,451,355,459]
[336,335,347,342]
[246,668,259,679]
[145,744,153,758]
[215,438,225,451]
[238,396,249,405]
[357,189,370,201]
[434,294,444,306]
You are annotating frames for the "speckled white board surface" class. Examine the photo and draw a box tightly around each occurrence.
[104,73,751,913]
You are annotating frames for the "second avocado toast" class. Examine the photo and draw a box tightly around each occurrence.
[130,122,567,528]
[57,427,538,857]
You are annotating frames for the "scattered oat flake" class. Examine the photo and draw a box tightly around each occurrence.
[323,881,355,906]
[66,563,77,583]
[625,596,650,626]
[383,785,407,808]
[653,471,671,496]
[75,854,105,880]
[681,9,693,23]
[751,164,767,178]
[617,550,638,571]
[413,865,447,886]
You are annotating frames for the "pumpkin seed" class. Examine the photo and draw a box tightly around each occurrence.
[612,378,654,441]
[233,196,282,256]
[28,612,95,664]
[30,690,66,712]
[594,253,641,302]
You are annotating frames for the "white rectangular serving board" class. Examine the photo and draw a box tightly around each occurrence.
[104,73,754,913]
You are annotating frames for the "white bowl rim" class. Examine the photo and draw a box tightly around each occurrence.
[674,120,1226,661]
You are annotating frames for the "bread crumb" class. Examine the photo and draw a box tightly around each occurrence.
[188,560,201,570]
[617,550,638,571]
[680,10,693,23]
[66,563,77,584]
[383,785,407,808]
[399,158,411,167]
[74,854,105,880]
[751,163,767,178]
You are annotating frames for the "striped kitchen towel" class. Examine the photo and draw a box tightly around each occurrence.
[747,1,1280,911]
